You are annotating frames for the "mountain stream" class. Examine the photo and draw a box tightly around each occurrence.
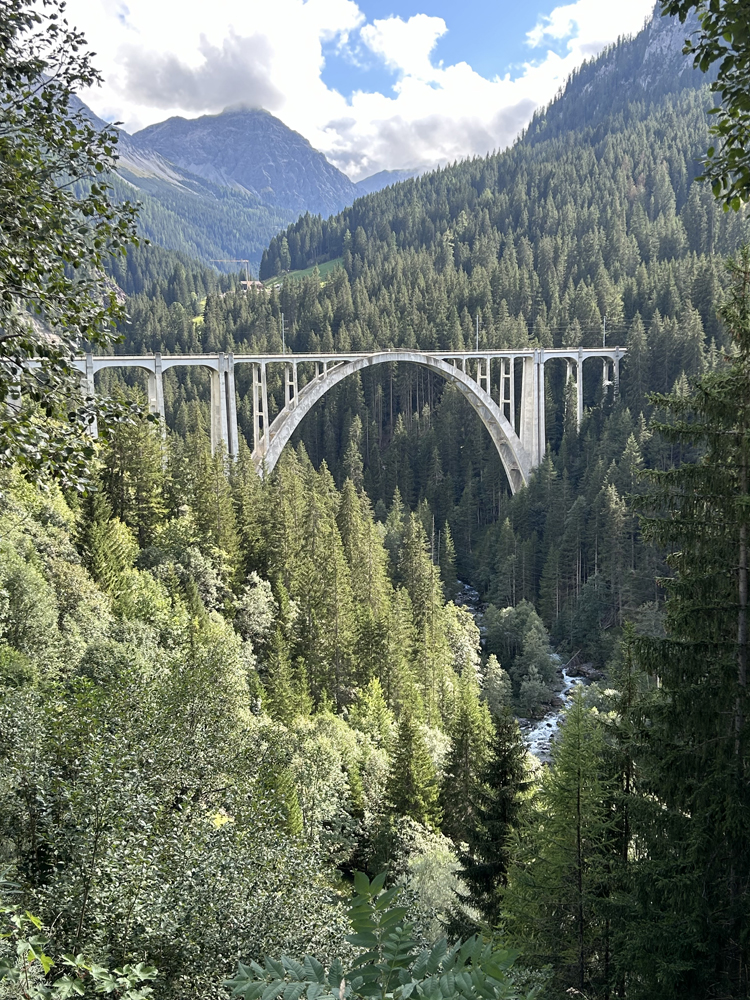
[455,582,584,762]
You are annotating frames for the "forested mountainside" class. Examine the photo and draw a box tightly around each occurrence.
[109,8,749,684]
[0,431,544,995]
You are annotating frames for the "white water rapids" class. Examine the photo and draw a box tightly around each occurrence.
[456,581,584,762]
[516,668,585,762]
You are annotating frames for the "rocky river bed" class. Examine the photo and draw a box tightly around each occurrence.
[455,581,585,763]
[516,668,586,762]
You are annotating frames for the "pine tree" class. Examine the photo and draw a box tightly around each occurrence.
[387,712,441,829]
[440,673,493,845]
[623,248,750,999]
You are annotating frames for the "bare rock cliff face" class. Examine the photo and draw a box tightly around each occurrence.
[130,108,358,217]
[526,6,708,144]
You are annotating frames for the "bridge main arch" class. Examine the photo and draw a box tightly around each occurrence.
[252,352,532,494]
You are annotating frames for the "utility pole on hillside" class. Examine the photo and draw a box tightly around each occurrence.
[209,259,251,288]
[281,312,286,353]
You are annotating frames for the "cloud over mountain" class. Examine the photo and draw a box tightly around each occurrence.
[68,0,657,180]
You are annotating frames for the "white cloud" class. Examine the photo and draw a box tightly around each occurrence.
[66,0,658,182]
[360,14,447,80]
[121,30,284,111]
[527,0,656,54]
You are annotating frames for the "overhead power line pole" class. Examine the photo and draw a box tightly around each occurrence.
[209,259,251,287]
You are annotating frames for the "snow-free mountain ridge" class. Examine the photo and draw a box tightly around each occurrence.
[70,95,423,270]
[130,108,358,218]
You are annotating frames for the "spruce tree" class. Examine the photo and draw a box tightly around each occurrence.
[77,485,137,592]
[173,432,241,576]
[387,712,441,829]
[439,522,458,598]
[440,673,493,846]
[101,407,166,547]
[347,677,394,748]
[624,247,750,999]
[265,628,312,725]
[457,707,529,926]
[504,690,617,996]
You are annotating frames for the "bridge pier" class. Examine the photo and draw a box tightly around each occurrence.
[147,352,165,435]
[252,361,270,457]
[83,353,98,437]
[520,351,546,467]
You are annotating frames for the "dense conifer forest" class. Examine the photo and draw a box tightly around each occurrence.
[2,4,750,1000]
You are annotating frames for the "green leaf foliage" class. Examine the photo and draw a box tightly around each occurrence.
[225,875,535,1000]
[0,0,140,488]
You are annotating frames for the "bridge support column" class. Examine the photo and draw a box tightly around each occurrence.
[225,353,238,459]
[478,357,490,394]
[84,353,98,438]
[209,354,230,457]
[500,357,517,432]
[500,358,511,426]
[285,362,298,409]
[538,353,546,464]
[520,351,546,468]
[148,352,166,436]
[614,347,621,399]
[577,349,584,429]
[252,362,270,458]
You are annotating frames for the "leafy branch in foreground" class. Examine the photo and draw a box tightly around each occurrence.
[225,873,536,1000]
[661,0,750,209]
[0,899,157,998]
[0,0,140,488]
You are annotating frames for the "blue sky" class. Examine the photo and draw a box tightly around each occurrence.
[68,0,657,179]
[320,0,570,98]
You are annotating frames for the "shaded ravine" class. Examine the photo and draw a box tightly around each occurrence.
[455,581,583,762]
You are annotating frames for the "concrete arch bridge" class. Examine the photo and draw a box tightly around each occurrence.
[74,347,624,494]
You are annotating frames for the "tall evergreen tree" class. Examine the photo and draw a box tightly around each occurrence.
[624,247,750,999]
[387,712,441,829]
[504,690,617,996]
[440,673,493,846]
[77,484,137,592]
[101,409,166,547]
[459,707,529,925]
